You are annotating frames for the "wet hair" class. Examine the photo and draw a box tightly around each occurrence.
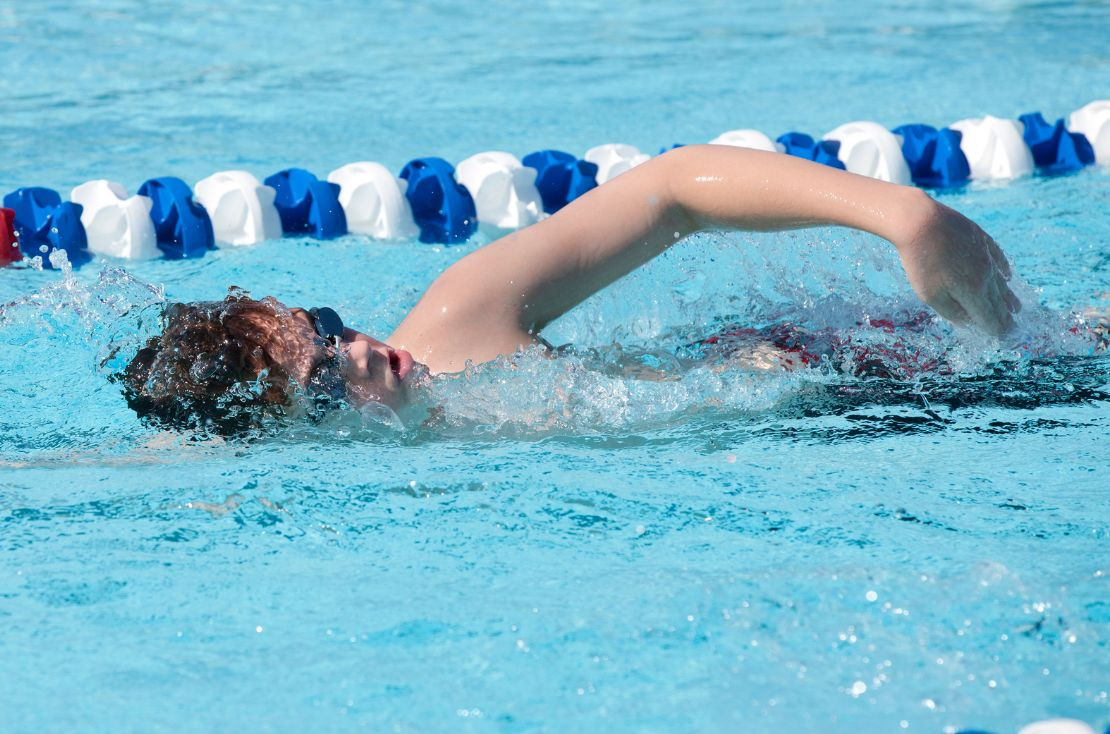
[119,293,296,434]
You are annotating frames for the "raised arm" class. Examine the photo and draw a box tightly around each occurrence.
[389,145,1019,372]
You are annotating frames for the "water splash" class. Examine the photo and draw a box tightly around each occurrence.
[0,254,165,371]
[0,260,166,458]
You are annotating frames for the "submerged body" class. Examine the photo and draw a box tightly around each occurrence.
[693,311,1108,380]
[123,145,1023,429]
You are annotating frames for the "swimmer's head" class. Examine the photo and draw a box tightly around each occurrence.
[119,290,416,434]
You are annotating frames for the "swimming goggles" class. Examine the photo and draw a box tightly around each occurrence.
[309,306,345,347]
[305,306,347,403]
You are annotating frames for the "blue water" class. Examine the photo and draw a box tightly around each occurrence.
[1,1,1108,732]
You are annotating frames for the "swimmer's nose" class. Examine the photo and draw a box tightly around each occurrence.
[362,344,392,376]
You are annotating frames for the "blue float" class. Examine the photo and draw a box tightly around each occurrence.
[521,150,598,214]
[776,132,846,169]
[1,187,90,268]
[658,143,686,154]
[893,124,971,188]
[136,177,216,259]
[1019,112,1095,174]
[398,157,478,244]
[263,168,347,239]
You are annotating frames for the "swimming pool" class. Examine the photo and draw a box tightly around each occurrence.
[1,1,1108,732]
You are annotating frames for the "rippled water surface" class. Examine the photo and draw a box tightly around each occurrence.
[1,1,1108,732]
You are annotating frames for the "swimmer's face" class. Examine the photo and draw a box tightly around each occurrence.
[283,307,416,409]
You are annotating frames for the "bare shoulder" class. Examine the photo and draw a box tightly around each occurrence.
[387,234,544,373]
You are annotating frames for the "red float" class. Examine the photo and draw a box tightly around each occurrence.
[0,207,19,265]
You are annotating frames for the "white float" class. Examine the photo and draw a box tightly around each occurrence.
[455,151,543,231]
[193,170,282,247]
[1018,718,1096,734]
[822,121,912,185]
[709,129,780,153]
[948,115,1035,180]
[326,162,418,240]
[583,143,651,185]
[69,180,159,260]
[1067,99,1110,165]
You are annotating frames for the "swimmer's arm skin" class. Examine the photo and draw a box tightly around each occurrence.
[389,144,1019,373]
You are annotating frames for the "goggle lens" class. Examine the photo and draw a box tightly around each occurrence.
[309,306,344,345]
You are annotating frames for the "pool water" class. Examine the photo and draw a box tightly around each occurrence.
[1,1,1108,732]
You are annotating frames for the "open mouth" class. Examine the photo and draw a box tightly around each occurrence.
[389,348,415,380]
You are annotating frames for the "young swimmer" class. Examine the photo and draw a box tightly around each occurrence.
[122,145,1022,430]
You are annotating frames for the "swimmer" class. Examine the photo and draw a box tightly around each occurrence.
[121,145,1022,431]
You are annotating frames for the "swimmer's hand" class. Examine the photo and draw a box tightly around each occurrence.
[894,199,1020,336]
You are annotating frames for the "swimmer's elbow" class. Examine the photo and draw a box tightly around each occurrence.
[656,143,778,234]
[649,145,707,235]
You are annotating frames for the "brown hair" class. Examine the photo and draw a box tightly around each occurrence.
[119,293,296,434]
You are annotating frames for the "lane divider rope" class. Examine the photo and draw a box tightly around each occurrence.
[2,100,1106,269]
